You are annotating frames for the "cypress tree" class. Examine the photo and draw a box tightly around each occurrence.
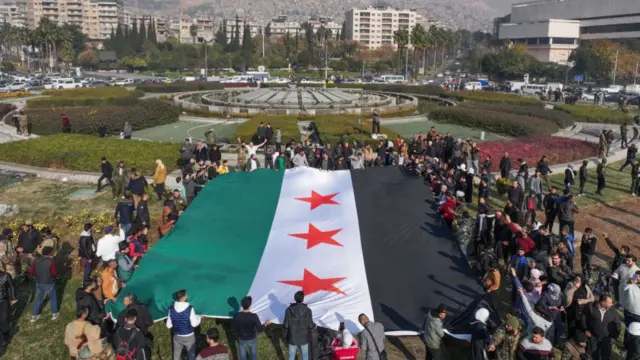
[231,15,240,51]
[214,23,227,47]
[148,19,157,44]
[340,21,346,40]
[139,19,147,50]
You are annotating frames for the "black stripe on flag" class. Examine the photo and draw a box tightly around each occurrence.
[350,166,491,333]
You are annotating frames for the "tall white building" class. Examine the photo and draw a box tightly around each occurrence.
[0,1,28,27]
[498,0,640,64]
[223,17,261,44]
[267,15,300,37]
[344,6,418,49]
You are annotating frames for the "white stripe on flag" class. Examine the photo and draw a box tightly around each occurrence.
[247,167,374,333]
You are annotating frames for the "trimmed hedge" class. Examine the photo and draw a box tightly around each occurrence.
[556,104,632,124]
[460,102,574,129]
[362,84,445,96]
[429,107,559,137]
[28,87,144,108]
[442,91,543,106]
[13,99,180,136]
[0,134,179,173]
[137,82,225,93]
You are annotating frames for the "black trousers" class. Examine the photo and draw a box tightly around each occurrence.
[0,300,9,347]
[622,133,628,148]
[62,127,71,133]
[582,254,593,281]
[372,121,380,134]
[545,213,556,233]
[597,175,606,193]
[425,347,442,360]
[97,175,114,191]
[588,337,612,360]
[154,183,165,200]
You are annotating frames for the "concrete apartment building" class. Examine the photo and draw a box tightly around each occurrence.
[344,6,418,49]
[267,15,300,37]
[24,0,122,39]
[308,16,341,36]
[178,15,214,43]
[498,0,640,64]
[0,1,28,27]
[223,17,262,43]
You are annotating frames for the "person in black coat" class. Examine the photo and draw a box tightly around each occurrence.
[283,291,313,354]
[543,188,558,233]
[209,144,222,164]
[77,223,95,282]
[136,193,150,228]
[625,322,640,360]
[499,152,511,179]
[116,294,153,337]
[97,157,114,193]
[471,308,491,360]
[578,160,588,196]
[75,280,105,326]
[580,294,621,360]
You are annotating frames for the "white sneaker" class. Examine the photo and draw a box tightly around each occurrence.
[634,193,637,197]
[30,315,40,323]
[51,313,59,320]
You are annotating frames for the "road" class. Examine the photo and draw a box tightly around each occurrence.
[83,71,157,80]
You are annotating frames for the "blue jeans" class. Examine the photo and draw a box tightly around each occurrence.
[288,344,309,360]
[121,223,132,236]
[239,338,257,360]
[620,159,634,172]
[32,283,57,315]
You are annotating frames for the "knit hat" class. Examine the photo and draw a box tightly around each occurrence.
[41,246,54,256]
[548,283,561,294]
[506,316,521,331]
[103,225,114,234]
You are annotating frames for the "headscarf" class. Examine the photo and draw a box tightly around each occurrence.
[474,308,490,324]
[156,159,165,168]
[547,283,561,301]
[629,322,640,336]
[342,329,355,347]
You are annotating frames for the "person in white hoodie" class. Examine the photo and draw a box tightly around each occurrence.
[614,254,640,298]
[95,225,125,262]
[166,289,201,360]
[623,272,640,337]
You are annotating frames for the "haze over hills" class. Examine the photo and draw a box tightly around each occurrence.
[127,0,514,31]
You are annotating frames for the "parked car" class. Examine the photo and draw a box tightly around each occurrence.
[114,78,134,86]
[43,78,82,90]
[8,80,28,91]
[87,80,109,87]
[599,84,624,94]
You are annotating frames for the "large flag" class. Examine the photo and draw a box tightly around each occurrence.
[107,166,490,334]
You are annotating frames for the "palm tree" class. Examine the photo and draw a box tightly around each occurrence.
[37,18,61,69]
[411,24,427,75]
[428,25,441,67]
[393,29,409,74]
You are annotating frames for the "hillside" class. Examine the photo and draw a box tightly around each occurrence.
[128,0,513,31]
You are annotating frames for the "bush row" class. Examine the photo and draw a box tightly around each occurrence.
[460,102,574,129]
[11,99,180,136]
[362,84,445,96]
[0,134,179,174]
[136,82,225,93]
[442,91,543,106]
[428,107,559,137]
[555,104,632,124]
[0,91,31,98]
[28,89,145,108]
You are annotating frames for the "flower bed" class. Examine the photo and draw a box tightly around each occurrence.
[460,102,574,129]
[29,87,144,107]
[13,99,180,135]
[478,136,598,169]
[555,104,632,124]
[0,91,31,98]
[0,134,180,173]
[428,107,559,137]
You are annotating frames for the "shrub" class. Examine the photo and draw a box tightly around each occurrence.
[0,134,179,173]
[29,87,144,108]
[460,102,574,129]
[0,91,31,98]
[362,84,444,96]
[429,107,559,137]
[137,82,225,93]
[555,104,632,124]
[479,136,598,170]
[15,99,180,135]
[443,91,543,106]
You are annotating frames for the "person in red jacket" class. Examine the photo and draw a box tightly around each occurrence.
[61,113,71,133]
[127,225,145,262]
[438,192,457,229]
[506,216,536,255]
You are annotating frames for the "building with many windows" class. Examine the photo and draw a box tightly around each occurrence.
[267,15,300,37]
[223,17,262,43]
[344,6,418,49]
[498,0,640,63]
[0,1,28,27]
[178,16,214,43]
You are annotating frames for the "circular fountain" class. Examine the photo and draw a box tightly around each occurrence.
[174,85,418,116]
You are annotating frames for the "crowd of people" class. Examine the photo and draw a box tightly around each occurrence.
[1,113,639,360]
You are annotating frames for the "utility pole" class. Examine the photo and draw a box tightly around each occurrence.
[324,41,328,82]
[262,24,265,58]
[612,48,619,85]
[404,46,409,79]
[635,62,639,85]
[204,39,208,80]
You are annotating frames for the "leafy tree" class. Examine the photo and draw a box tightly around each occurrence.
[140,19,147,48]
[189,24,198,44]
[78,49,99,69]
[214,24,227,47]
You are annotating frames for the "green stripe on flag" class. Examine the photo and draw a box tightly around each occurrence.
[108,170,285,320]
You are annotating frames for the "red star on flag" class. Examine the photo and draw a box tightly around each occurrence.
[278,269,346,296]
[289,224,342,249]
[295,191,340,210]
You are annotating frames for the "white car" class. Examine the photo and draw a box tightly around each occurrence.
[44,78,82,90]
[436,73,444,78]
[581,93,595,101]
[599,85,624,94]
[0,84,10,92]
[115,78,134,86]
[8,80,28,91]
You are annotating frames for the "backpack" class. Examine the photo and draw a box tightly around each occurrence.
[115,328,138,360]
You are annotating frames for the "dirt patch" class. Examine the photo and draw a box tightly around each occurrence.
[573,197,640,269]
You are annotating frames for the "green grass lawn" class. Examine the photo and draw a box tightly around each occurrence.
[133,121,240,143]
[384,117,508,141]
[468,159,634,214]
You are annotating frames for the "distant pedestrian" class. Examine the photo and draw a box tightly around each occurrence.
[96,157,114,193]
[122,122,132,139]
[578,160,587,196]
[61,113,71,133]
[596,158,607,195]
[18,110,28,136]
